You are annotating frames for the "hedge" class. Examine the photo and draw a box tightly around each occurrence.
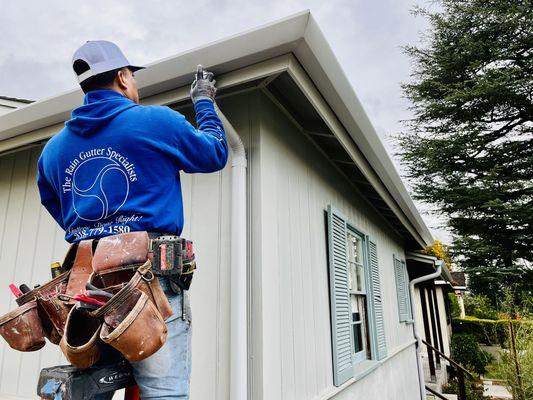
[452,317,532,347]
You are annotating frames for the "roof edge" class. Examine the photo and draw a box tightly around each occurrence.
[406,251,452,282]
[297,14,433,247]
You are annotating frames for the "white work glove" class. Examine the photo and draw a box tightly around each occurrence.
[190,65,217,103]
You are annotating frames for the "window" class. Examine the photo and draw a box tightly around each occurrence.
[327,205,387,387]
[346,230,371,362]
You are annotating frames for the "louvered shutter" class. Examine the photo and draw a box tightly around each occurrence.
[402,260,412,320]
[368,240,387,360]
[394,256,408,322]
[327,205,354,386]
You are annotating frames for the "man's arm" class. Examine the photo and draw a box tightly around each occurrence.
[37,157,65,228]
[156,99,228,173]
[155,65,228,173]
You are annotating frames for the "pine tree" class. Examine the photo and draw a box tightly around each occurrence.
[400,0,532,301]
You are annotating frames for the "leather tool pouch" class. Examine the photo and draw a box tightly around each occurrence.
[60,307,102,369]
[13,240,84,344]
[89,260,173,321]
[6,241,85,347]
[31,240,93,343]
[91,232,173,321]
[0,300,46,352]
[14,271,71,345]
[35,271,72,343]
[151,236,196,292]
[64,240,94,303]
[92,232,150,273]
[99,288,167,363]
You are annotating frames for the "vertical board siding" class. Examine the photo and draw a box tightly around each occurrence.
[327,206,354,386]
[257,92,418,399]
[0,147,69,398]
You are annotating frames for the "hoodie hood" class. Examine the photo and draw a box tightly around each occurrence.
[66,90,137,136]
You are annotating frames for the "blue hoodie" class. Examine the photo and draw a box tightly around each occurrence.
[37,90,228,243]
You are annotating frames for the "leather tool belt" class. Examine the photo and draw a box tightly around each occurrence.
[0,231,188,369]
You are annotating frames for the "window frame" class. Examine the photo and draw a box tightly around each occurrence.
[327,205,387,386]
[346,223,379,363]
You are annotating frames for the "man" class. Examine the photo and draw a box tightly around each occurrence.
[37,40,228,399]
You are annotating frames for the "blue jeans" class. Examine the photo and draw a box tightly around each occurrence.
[95,278,192,399]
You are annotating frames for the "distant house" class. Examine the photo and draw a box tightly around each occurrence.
[0,96,32,116]
[0,12,454,400]
[451,271,467,318]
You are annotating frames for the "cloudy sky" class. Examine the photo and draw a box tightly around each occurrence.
[0,0,450,242]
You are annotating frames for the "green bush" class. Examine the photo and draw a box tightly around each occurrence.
[452,317,517,346]
[498,326,533,400]
[448,293,461,319]
[463,294,499,320]
[451,334,493,375]
[496,305,533,399]
[442,378,487,400]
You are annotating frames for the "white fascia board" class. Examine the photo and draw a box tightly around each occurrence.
[406,251,439,264]
[0,89,83,140]
[0,99,23,109]
[0,10,433,248]
[0,11,310,139]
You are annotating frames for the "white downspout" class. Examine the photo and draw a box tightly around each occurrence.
[409,261,442,400]
[215,105,248,400]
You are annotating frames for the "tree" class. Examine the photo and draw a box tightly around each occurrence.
[497,289,533,400]
[400,0,533,302]
[420,240,453,269]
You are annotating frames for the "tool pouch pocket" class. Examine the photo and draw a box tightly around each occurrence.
[60,307,102,369]
[0,300,46,352]
[99,288,167,363]
[89,260,173,321]
[151,236,196,292]
[15,271,72,345]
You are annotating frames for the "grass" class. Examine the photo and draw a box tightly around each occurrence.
[483,358,505,380]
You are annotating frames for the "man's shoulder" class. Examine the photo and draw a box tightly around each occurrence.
[41,126,68,156]
[126,104,184,122]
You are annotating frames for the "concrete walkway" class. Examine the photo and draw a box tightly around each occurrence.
[483,380,512,399]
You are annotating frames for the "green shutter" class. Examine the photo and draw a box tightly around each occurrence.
[402,260,412,320]
[394,256,408,322]
[327,205,354,386]
[394,256,412,322]
[368,240,387,360]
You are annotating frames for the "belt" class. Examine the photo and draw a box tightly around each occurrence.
[147,232,180,239]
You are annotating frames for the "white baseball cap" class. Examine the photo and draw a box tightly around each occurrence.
[72,40,145,83]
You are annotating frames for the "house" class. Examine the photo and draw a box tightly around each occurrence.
[0,96,32,116]
[0,11,449,400]
[451,271,467,318]
[406,253,455,397]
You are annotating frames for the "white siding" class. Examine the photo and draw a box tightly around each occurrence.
[0,148,68,398]
[252,92,419,399]
[435,286,451,357]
